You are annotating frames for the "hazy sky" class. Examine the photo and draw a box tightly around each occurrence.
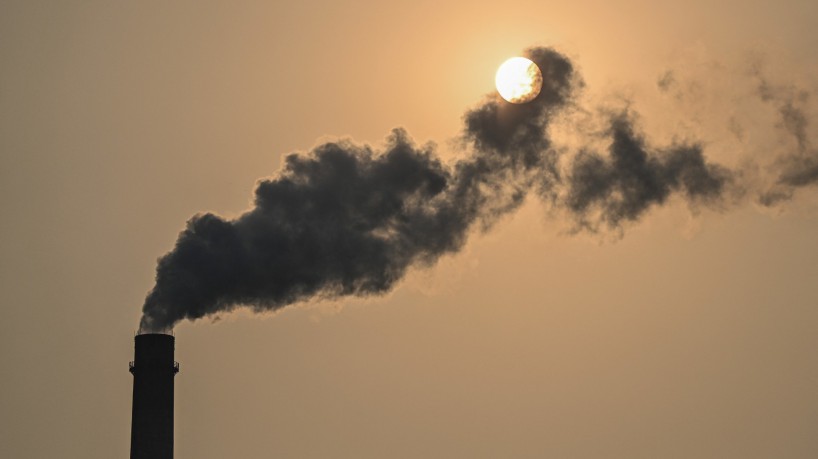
[1,1,817,458]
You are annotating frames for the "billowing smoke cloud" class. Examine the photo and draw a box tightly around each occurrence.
[139,46,816,332]
[562,113,732,231]
[141,130,455,331]
[140,48,578,331]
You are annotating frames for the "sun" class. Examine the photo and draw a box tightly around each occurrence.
[495,57,543,104]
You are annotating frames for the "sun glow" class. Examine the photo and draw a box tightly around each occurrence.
[495,57,542,104]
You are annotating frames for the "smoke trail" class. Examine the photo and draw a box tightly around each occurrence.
[656,56,818,207]
[139,46,816,332]
[560,112,732,231]
[140,47,578,331]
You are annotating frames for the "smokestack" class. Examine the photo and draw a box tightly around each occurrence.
[129,333,179,459]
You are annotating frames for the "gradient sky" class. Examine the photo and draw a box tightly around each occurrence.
[2,1,817,458]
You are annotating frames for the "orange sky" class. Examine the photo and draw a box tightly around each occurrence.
[1,1,817,457]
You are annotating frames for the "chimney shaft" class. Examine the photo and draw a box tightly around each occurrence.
[129,333,179,459]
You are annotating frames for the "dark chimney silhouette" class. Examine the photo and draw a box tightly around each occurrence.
[129,333,179,459]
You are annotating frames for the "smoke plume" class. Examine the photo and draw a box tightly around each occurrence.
[751,65,818,204]
[562,113,732,231]
[139,46,817,332]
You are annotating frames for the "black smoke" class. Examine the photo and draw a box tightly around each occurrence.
[563,113,732,231]
[141,130,454,331]
[140,48,580,331]
[139,46,813,332]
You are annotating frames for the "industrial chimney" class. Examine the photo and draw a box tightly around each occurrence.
[129,333,179,459]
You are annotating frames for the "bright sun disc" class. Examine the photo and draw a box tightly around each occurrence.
[495,57,542,104]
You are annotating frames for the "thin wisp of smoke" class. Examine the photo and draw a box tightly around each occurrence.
[139,46,817,332]
[752,68,818,204]
[656,56,818,206]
